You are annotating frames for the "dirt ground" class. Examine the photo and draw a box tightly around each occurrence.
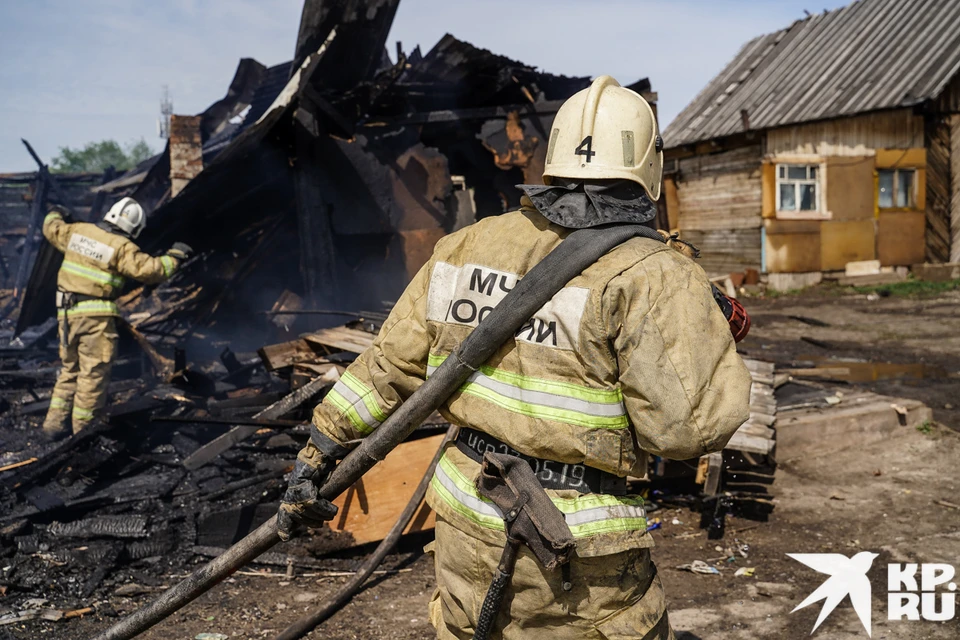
[7,284,960,640]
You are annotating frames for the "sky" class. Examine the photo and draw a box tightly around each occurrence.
[0,0,849,172]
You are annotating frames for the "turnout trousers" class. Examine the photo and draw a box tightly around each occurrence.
[427,516,675,640]
[42,315,119,435]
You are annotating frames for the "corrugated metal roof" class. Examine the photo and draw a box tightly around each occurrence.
[663,0,960,148]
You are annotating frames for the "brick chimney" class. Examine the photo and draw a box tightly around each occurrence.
[169,115,203,197]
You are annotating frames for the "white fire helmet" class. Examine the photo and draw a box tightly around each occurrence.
[103,197,146,238]
[542,75,663,202]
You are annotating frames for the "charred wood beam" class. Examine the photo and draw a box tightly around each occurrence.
[294,124,339,309]
[182,373,333,470]
[88,166,116,221]
[12,140,89,332]
[365,100,566,127]
[202,469,287,501]
[151,415,302,429]
[299,84,354,138]
[13,172,48,302]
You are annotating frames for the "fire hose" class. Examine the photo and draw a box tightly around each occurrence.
[88,222,668,640]
[272,424,459,640]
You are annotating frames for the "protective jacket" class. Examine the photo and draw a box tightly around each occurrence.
[42,211,179,317]
[309,200,752,558]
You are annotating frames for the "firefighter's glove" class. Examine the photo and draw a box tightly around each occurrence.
[48,204,72,223]
[276,457,338,541]
[657,229,701,260]
[167,242,194,261]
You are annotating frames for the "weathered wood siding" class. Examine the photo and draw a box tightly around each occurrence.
[766,109,924,157]
[925,116,952,263]
[675,145,762,275]
[952,114,960,263]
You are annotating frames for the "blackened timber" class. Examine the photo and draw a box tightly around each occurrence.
[13,173,47,301]
[182,373,332,470]
[88,166,116,220]
[294,123,339,309]
[152,415,302,429]
[367,101,566,127]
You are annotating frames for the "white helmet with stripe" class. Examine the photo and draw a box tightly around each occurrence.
[103,197,146,238]
[543,76,662,202]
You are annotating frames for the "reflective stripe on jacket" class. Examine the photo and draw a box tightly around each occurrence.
[307,204,752,556]
[43,212,180,315]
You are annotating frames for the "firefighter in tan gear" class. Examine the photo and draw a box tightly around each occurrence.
[278,76,752,639]
[41,198,192,439]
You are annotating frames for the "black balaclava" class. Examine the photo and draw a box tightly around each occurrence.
[517,178,658,229]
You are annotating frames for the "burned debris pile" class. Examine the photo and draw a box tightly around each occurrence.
[0,0,774,629]
[0,317,406,612]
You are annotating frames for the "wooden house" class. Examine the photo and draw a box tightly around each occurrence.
[661,0,960,280]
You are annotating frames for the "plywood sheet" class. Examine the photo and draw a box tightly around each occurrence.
[820,219,876,271]
[826,156,874,221]
[878,211,925,266]
[763,218,820,273]
[327,434,444,545]
[303,326,376,354]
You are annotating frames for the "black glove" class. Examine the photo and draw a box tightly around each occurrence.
[276,457,338,541]
[166,242,193,261]
[48,204,72,223]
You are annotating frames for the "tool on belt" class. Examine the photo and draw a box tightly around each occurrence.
[457,427,626,495]
[472,452,576,640]
[55,290,106,347]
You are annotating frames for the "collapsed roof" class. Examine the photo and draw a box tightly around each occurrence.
[16,0,653,357]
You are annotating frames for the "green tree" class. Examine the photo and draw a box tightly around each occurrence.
[50,138,155,173]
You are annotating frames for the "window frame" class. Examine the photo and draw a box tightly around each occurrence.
[774,161,828,220]
[877,167,918,211]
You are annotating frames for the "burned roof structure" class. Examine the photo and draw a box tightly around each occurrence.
[14,0,652,359]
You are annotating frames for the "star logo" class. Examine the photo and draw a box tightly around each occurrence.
[788,551,879,636]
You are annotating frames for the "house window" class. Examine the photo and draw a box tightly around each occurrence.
[777,164,820,212]
[878,168,916,209]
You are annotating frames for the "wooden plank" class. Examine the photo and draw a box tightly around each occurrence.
[738,422,776,439]
[303,326,376,354]
[258,338,321,371]
[703,452,723,496]
[294,123,339,308]
[327,434,444,545]
[836,271,908,286]
[776,394,932,458]
[743,359,775,374]
[183,371,336,470]
[725,430,775,455]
